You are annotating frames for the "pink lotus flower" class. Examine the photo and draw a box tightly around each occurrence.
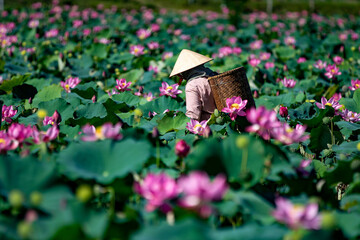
[45,28,59,38]
[250,40,263,50]
[246,106,281,140]
[134,172,178,212]
[313,60,327,69]
[297,57,306,63]
[2,105,17,123]
[272,123,309,145]
[281,77,297,88]
[279,106,288,118]
[332,93,342,101]
[7,123,33,143]
[265,62,275,69]
[72,20,83,28]
[32,125,59,143]
[147,41,159,50]
[43,110,61,126]
[150,23,160,32]
[28,19,39,28]
[315,96,343,111]
[249,58,261,67]
[60,77,81,93]
[324,64,341,79]
[0,131,17,153]
[178,171,228,217]
[159,82,182,98]
[349,79,360,91]
[260,52,271,60]
[98,38,110,44]
[162,51,173,60]
[115,78,132,92]
[333,56,343,65]
[340,109,360,123]
[81,123,123,141]
[148,65,158,74]
[186,119,208,135]
[175,139,190,158]
[136,28,151,40]
[284,36,296,45]
[272,198,321,230]
[218,46,233,58]
[222,96,247,121]
[144,92,155,102]
[130,45,145,56]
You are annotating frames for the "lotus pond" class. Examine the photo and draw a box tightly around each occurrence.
[0,2,360,240]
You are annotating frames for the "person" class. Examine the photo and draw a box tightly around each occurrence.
[169,49,218,121]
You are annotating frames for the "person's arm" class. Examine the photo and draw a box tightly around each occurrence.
[185,85,202,121]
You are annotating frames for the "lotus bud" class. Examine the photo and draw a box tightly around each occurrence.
[253,90,258,98]
[92,95,97,103]
[236,135,249,149]
[53,110,62,125]
[76,185,93,203]
[175,139,190,158]
[17,222,32,239]
[152,127,159,138]
[279,106,288,118]
[30,191,42,206]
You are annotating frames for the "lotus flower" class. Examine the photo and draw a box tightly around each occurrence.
[246,106,281,140]
[32,125,59,143]
[340,109,360,122]
[279,106,288,118]
[272,123,309,145]
[221,96,247,121]
[45,28,58,38]
[147,41,159,50]
[313,60,327,70]
[115,78,132,92]
[7,123,33,143]
[81,123,123,141]
[324,64,341,79]
[248,58,261,67]
[130,45,145,56]
[0,131,17,153]
[177,171,228,217]
[136,28,151,40]
[2,105,17,123]
[349,79,360,91]
[284,36,296,45]
[60,77,81,93]
[281,77,297,88]
[333,56,343,65]
[265,62,275,69]
[43,110,61,126]
[186,119,208,135]
[272,198,321,230]
[134,173,178,212]
[175,139,190,158]
[315,96,343,111]
[144,92,155,102]
[159,82,182,98]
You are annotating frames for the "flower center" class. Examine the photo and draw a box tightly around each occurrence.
[325,102,332,107]
[193,124,202,130]
[231,103,240,109]
[65,84,70,90]
[331,69,335,73]
[0,138,5,144]
[356,84,360,88]
[166,86,173,90]
[286,128,294,133]
[95,127,104,139]
[134,48,139,53]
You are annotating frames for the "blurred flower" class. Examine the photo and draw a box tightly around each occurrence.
[150,23,160,32]
[279,106,288,118]
[178,171,228,217]
[297,57,306,63]
[284,36,296,45]
[316,96,343,111]
[60,77,81,93]
[265,62,275,69]
[144,92,155,102]
[248,58,261,67]
[41,126,59,142]
[130,45,145,56]
[147,41,159,50]
[148,65,158,74]
[115,78,132,92]
[72,20,83,28]
[221,96,247,121]
[333,56,343,65]
[313,60,327,69]
[250,40,262,50]
[28,19,39,28]
[159,82,182,98]
[324,64,341,79]
[260,52,271,60]
[98,38,110,44]
[162,51,173,60]
[134,173,178,212]
[7,123,33,144]
[136,28,151,40]
[246,106,281,140]
[43,110,61,126]
[175,139,190,158]
[186,119,208,135]
[81,123,123,141]
[45,28,58,38]
[340,109,360,122]
[272,198,321,230]
[281,77,297,88]
[2,105,17,123]
[339,33,348,41]
[272,123,309,145]
[332,93,342,101]
[349,79,360,91]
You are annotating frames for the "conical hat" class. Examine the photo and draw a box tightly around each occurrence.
[169,49,213,77]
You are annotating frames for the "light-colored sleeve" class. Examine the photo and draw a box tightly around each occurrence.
[185,84,202,121]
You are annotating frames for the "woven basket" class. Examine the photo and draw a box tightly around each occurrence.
[208,67,256,111]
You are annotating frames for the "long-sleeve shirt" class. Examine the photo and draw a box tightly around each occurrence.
[185,77,216,121]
